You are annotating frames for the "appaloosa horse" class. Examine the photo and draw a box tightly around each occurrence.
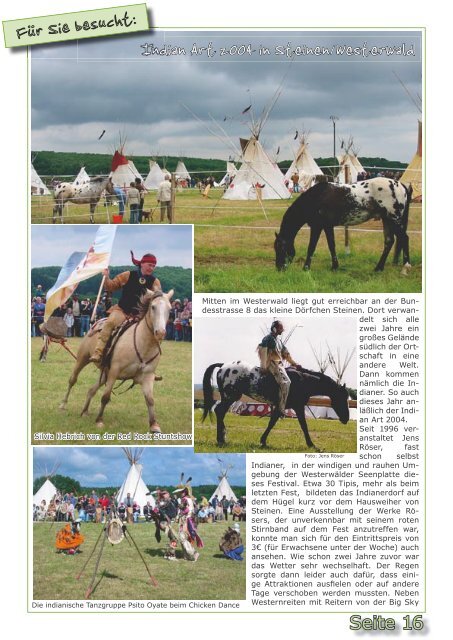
[59,290,173,432]
[202,362,349,449]
[53,176,115,223]
[274,177,412,274]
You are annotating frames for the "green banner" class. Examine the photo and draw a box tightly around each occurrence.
[3,4,150,48]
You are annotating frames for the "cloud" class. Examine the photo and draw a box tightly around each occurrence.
[31,30,422,163]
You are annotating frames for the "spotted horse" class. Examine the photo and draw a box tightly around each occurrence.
[202,361,350,450]
[274,177,413,274]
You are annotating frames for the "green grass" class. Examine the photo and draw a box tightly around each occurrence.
[194,409,357,453]
[33,520,246,600]
[31,190,422,293]
[31,338,192,445]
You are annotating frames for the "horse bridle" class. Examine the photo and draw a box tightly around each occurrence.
[132,309,163,365]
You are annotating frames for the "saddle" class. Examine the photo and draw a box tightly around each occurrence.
[101,318,138,369]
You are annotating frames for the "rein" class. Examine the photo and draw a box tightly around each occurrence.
[133,313,162,366]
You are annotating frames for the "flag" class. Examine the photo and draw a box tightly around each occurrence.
[44,225,116,321]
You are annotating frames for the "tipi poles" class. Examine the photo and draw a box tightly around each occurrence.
[75,524,106,581]
[124,528,158,587]
[84,527,108,599]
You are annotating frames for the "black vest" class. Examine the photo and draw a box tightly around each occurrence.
[118,271,156,314]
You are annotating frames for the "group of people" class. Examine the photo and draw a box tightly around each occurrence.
[165,297,192,342]
[197,494,246,523]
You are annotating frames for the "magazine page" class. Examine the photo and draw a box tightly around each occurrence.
[1,0,447,636]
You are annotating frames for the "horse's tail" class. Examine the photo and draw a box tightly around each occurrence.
[202,363,223,422]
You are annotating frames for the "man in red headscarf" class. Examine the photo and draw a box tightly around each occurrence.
[89,251,162,364]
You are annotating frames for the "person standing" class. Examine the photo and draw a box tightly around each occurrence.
[135,177,147,222]
[157,174,173,223]
[127,181,141,224]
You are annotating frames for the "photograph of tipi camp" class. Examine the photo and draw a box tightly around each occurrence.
[194,317,357,453]
[31,225,192,444]
[30,30,422,294]
[32,448,246,600]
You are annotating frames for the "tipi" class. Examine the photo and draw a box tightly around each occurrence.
[401,120,422,202]
[175,160,191,182]
[218,161,237,186]
[116,448,155,509]
[73,166,90,186]
[33,462,59,509]
[337,138,362,184]
[30,163,50,195]
[110,149,143,188]
[144,160,166,189]
[284,133,324,191]
[209,462,237,503]
[224,136,291,200]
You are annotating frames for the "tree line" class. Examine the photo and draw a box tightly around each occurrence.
[31,265,192,302]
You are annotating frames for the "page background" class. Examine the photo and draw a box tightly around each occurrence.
[1,1,448,635]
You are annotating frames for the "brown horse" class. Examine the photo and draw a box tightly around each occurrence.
[53,176,115,223]
[59,290,174,432]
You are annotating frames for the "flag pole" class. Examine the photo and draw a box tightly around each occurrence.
[91,275,106,323]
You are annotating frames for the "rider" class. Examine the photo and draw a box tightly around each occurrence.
[89,251,161,365]
[257,320,301,417]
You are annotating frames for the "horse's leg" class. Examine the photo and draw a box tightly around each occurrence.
[89,202,95,224]
[295,406,318,450]
[214,399,233,446]
[324,225,339,270]
[374,219,395,272]
[260,408,280,448]
[94,367,118,428]
[59,355,90,410]
[141,374,161,433]
[304,225,322,270]
[392,222,411,275]
[80,371,106,416]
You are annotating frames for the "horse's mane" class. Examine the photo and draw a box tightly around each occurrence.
[91,176,107,183]
[137,290,165,320]
[290,366,339,387]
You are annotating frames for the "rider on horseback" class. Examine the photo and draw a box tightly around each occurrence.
[257,320,301,417]
[89,251,161,365]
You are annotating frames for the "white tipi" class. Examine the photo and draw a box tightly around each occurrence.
[33,461,59,510]
[337,137,362,184]
[224,136,291,200]
[144,160,166,189]
[175,161,191,182]
[209,462,238,503]
[30,163,50,195]
[401,120,422,202]
[73,166,90,186]
[284,133,324,191]
[218,161,237,187]
[116,448,155,509]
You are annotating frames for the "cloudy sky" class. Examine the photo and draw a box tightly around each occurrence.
[31,224,192,268]
[194,317,357,386]
[33,447,245,488]
[31,29,422,164]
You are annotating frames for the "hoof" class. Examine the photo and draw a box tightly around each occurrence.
[303,264,310,271]
[150,423,161,433]
[400,263,412,276]
[59,403,67,411]
[80,411,89,417]
[260,442,269,449]
[154,376,163,382]
[96,421,104,429]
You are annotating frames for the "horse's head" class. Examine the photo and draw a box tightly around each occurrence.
[142,289,174,341]
[274,232,295,271]
[104,177,115,195]
[330,382,350,424]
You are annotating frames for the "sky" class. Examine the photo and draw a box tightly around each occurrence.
[31,29,422,164]
[31,224,193,268]
[194,317,357,387]
[33,447,245,488]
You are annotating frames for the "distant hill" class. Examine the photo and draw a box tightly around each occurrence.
[31,265,192,301]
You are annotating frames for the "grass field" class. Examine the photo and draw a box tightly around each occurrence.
[31,189,422,293]
[33,519,246,600]
[194,408,357,453]
[31,338,192,445]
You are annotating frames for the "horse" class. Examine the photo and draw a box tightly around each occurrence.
[274,177,412,274]
[53,176,115,223]
[202,362,350,450]
[59,289,174,432]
